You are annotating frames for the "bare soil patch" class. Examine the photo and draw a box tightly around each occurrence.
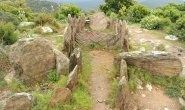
[89,50,113,110]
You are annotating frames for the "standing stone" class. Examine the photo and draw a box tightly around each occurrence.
[53,49,69,77]
[115,76,129,110]
[89,12,108,30]
[9,38,56,85]
[2,92,35,110]
[66,65,78,91]
[120,59,128,80]
[119,51,182,77]
[120,20,129,52]
[75,48,82,74]
[47,88,71,109]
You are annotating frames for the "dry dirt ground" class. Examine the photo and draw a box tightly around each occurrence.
[89,50,113,110]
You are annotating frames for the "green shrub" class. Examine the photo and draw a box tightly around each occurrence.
[141,15,161,30]
[34,13,52,26]
[60,3,81,17]
[166,16,185,41]
[48,71,58,82]
[0,21,18,45]
[0,10,19,25]
[126,4,150,23]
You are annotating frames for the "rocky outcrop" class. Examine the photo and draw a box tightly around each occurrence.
[53,49,69,76]
[9,38,56,85]
[115,76,129,110]
[89,12,108,30]
[2,92,35,110]
[66,65,78,91]
[119,51,182,77]
[47,88,71,108]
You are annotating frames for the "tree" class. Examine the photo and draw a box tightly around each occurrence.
[60,3,81,17]
[99,0,135,15]
[126,4,150,23]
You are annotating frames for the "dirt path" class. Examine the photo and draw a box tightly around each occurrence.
[89,50,113,110]
[129,26,182,110]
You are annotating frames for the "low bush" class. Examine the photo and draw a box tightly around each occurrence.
[140,15,161,30]
[166,16,185,41]
[0,21,18,45]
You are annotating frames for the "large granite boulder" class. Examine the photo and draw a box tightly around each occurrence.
[9,38,56,85]
[47,88,71,108]
[89,12,108,30]
[2,92,35,110]
[119,51,182,77]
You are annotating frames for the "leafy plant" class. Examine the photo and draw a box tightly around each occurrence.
[60,3,81,17]
[48,71,58,82]
[8,81,27,92]
[0,21,18,45]
[166,15,185,41]
[141,15,161,30]
[126,4,150,23]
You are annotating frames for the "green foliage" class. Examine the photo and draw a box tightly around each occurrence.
[165,88,181,98]
[54,75,67,89]
[8,81,27,92]
[128,67,185,98]
[60,3,81,17]
[99,0,135,15]
[141,15,161,30]
[34,13,52,26]
[126,4,150,23]
[0,21,18,45]
[48,71,58,82]
[0,10,19,25]
[166,16,185,41]
[153,4,182,23]
[0,1,33,22]
[0,73,7,89]
[141,15,172,30]
[26,0,59,13]
[31,90,52,110]
[181,106,185,110]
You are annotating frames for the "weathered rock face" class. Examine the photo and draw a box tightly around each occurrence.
[115,76,129,110]
[9,38,56,85]
[89,12,108,30]
[120,60,128,80]
[47,88,71,108]
[53,49,69,76]
[119,51,182,77]
[2,92,35,110]
[66,65,78,91]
